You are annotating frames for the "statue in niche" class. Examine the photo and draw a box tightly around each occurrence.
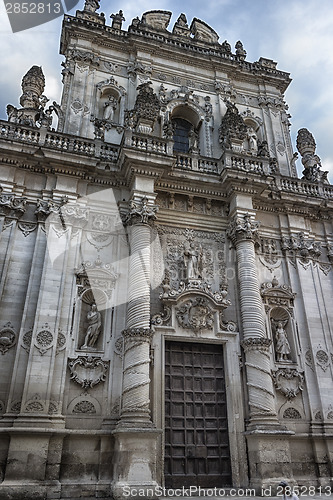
[81,303,102,349]
[103,95,118,121]
[184,241,204,280]
[247,127,257,154]
[188,127,199,153]
[272,319,291,362]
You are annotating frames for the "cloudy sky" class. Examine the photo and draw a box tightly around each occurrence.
[0,0,332,181]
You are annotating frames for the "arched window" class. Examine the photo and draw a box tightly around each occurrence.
[172,118,192,153]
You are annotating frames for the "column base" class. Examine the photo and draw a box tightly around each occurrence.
[245,428,295,494]
[111,427,162,500]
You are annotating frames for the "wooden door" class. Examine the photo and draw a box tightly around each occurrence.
[165,341,232,488]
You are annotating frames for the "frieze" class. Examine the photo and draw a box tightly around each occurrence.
[272,368,304,400]
[175,297,214,333]
[0,322,17,354]
[68,356,109,389]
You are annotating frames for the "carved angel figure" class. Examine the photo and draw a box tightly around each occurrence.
[272,319,291,362]
[82,303,102,349]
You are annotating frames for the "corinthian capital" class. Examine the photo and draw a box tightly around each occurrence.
[125,196,158,226]
[227,212,260,245]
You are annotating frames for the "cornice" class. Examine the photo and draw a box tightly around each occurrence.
[61,15,291,92]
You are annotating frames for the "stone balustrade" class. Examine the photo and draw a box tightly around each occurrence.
[1,120,333,199]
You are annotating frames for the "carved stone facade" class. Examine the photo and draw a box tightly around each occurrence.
[0,4,333,500]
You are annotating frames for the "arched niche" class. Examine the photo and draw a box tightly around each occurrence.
[95,77,126,125]
[269,307,296,364]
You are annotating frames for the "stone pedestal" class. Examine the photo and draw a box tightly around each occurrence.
[112,429,161,500]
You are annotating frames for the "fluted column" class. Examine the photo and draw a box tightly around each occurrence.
[227,213,278,426]
[119,196,157,427]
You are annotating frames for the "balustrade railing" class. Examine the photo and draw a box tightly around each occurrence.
[1,120,332,199]
[0,120,119,162]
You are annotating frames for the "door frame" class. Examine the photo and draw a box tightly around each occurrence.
[151,326,249,488]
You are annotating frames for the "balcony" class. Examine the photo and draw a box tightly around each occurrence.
[1,119,332,199]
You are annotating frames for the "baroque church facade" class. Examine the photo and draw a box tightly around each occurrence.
[0,2,333,499]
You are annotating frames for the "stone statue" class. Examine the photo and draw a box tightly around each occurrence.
[273,319,291,362]
[247,127,257,154]
[184,241,204,279]
[83,0,100,13]
[81,303,102,349]
[111,10,125,30]
[103,96,118,121]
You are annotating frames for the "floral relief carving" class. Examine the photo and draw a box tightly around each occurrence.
[17,222,37,237]
[10,401,21,413]
[283,407,302,419]
[22,328,33,353]
[34,324,54,355]
[73,400,96,414]
[24,394,45,413]
[0,322,17,354]
[305,348,314,371]
[56,330,67,354]
[316,346,330,372]
[68,356,109,389]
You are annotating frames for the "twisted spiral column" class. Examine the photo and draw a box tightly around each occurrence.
[127,224,151,328]
[120,328,152,425]
[119,201,156,427]
[228,214,278,425]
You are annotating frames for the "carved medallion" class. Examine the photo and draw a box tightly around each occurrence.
[68,356,109,389]
[175,297,214,333]
[272,368,304,400]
